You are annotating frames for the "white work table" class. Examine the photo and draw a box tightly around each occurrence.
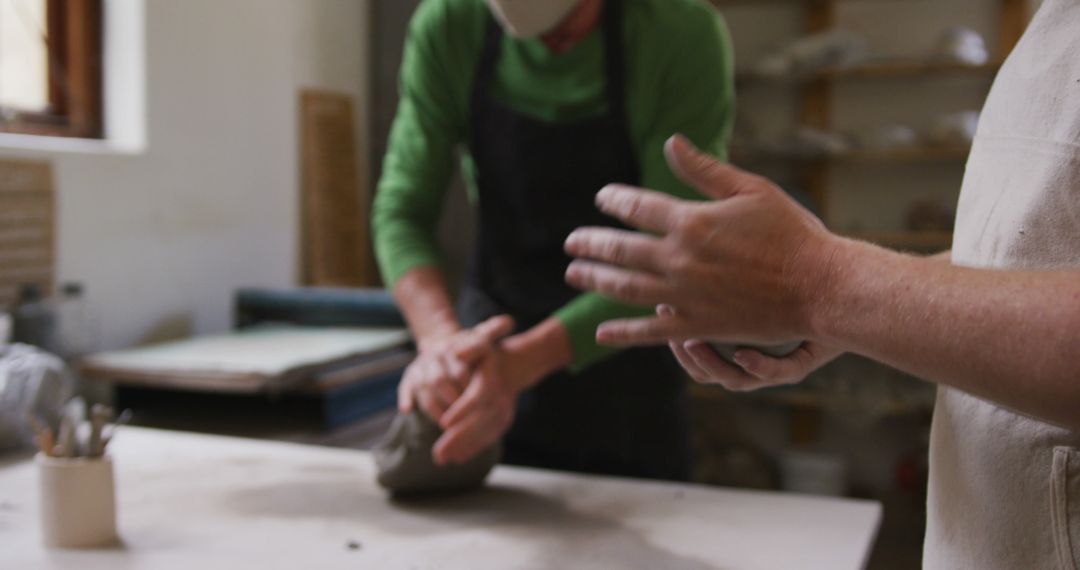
[0,428,881,569]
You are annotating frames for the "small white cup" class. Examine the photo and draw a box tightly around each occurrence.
[37,453,118,548]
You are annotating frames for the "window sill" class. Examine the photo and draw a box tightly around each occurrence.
[0,132,144,157]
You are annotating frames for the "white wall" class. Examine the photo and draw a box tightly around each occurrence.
[0,0,372,351]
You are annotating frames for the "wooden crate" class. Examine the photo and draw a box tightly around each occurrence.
[0,160,54,308]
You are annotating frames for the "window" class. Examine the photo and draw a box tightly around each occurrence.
[0,0,102,138]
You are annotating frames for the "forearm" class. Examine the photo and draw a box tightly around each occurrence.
[556,293,654,371]
[816,239,1080,429]
[929,249,952,263]
[393,266,461,349]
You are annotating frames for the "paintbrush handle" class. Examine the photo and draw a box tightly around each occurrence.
[88,404,108,457]
[55,417,76,458]
[25,413,55,457]
[40,430,55,457]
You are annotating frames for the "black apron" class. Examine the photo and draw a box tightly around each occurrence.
[460,0,690,481]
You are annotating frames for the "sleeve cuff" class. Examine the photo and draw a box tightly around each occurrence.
[554,294,653,373]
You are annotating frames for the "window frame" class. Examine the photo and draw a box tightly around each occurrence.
[0,0,103,139]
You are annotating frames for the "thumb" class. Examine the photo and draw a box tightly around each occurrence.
[473,314,515,343]
[454,314,516,362]
[397,377,414,412]
[664,134,745,200]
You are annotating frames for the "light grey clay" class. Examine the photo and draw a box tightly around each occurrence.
[710,341,804,365]
[374,408,500,495]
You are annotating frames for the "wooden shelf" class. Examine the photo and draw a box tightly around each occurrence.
[689,382,934,416]
[718,0,1026,250]
[713,0,904,4]
[738,60,1001,83]
[846,230,953,251]
[818,59,1001,80]
[839,146,971,161]
[732,145,971,163]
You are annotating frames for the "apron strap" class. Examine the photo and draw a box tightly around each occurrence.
[601,0,628,124]
[472,13,503,113]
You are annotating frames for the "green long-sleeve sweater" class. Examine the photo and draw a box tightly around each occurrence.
[372,0,735,370]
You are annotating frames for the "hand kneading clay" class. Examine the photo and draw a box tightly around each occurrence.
[374,408,501,495]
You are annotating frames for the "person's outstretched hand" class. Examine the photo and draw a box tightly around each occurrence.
[658,306,842,391]
[398,315,515,423]
[564,134,844,350]
[677,340,841,391]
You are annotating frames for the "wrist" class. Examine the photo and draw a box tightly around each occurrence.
[503,319,573,391]
[392,266,461,351]
[806,236,901,351]
[415,310,461,351]
[803,235,860,347]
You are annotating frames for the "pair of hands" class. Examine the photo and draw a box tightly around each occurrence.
[397,315,521,466]
[401,134,846,466]
[564,135,846,391]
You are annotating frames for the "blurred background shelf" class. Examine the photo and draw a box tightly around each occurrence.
[689,382,935,417]
[847,231,953,252]
[817,59,1001,79]
[718,0,1022,248]
[713,0,907,4]
[738,60,1001,83]
[732,145,972,163]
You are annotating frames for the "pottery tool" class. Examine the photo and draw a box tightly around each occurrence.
[60,398,90,457]
[54,416,76,458]
[25,413,55,457]
[27,400,131,459]
[87,404,111,458]
[98,409,132,454]
[64,398,88,426]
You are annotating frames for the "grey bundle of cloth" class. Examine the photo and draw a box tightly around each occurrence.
[373,408,500,496]
[0,344,72,452]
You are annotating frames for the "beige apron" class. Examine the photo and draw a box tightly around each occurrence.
[925,0,1080,568]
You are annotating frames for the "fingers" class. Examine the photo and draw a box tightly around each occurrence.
[659,304,748,386]
[398,356,433,413]
[731,342,838,384]
[402,356,464,421]
[564,227,666,274]
[472,314,516,344]
[595,315,693,346]
[397,373,414,412]
[683,340,764,391]
[454,315,515,363]
[435,356,514,465]
[400,317,517,421]
[659,305,710,381]
[431,366,465,405]
[439,372,486,430]
[664,134,746,201]
[416,386,450,421]
[565,261,671,306]
[433,410,502,466]
[593,184,685,234]
[439,352,470,385]
[440,350,506,428]
[454,338,491,365]
[731,346,807,382]
[669,340,711,383]
[433,380,511,466]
